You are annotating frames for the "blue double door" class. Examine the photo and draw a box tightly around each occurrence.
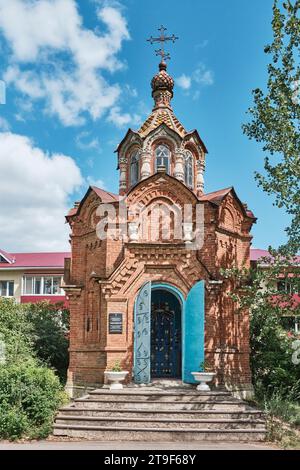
[151,289,181,379]
[134,281,205,384]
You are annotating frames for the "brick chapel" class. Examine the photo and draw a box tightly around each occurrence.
[64,54,257,399]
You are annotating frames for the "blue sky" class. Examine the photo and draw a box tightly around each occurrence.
[0,0,291,251]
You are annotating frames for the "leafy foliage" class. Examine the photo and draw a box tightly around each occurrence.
[25,302,69,383]
[222,250,300,398]
[111,360,122,372]
[0,298,33,364]
[0,298,69,440]
[0,361,67,440]
[243,0,300,253]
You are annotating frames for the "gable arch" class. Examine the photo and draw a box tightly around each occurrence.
[144,124,182,152]
[183,141,201,160]
[125,173,198,208]
[139,196,183,242]
[220,207,235,231]
[117,131,143,161]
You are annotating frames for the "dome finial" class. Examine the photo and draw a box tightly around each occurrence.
[147,26,178,110]
[147,25,178,67]
[159,61,167,71]
[151,63,174,109]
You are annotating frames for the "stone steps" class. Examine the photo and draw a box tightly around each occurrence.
[73,399,248,411]
[59,407,264,421]
[87,390,233,402]
[53,387,266,442]
[53,424,266,442]
[55,415,265,430]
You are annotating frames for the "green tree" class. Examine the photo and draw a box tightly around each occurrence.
[25,302,70,383]
[222,252,300,398]
[0,298,68,440]
[0,298,33,364]
[243,0,300,253]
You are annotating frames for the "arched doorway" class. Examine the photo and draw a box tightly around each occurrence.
[133,281,205,385]
[150,289,182,379]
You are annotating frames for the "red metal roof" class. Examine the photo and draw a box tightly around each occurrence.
[91,186,119,203]
[250,249,272,262]
[67,207,78,217]
[250,248,300,263]
[199,187,256,220]
[0,249,70,268]
[66,186,119,219]
[199,187,232,203]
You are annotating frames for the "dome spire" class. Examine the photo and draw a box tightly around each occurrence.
[151,61,174,109]
[147,26,178,110]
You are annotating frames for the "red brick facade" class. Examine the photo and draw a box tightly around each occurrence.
[64,62,256,398]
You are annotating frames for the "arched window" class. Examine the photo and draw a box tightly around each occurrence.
[185,151,194,188]
[130,152,139,186]
[155,145,170,173]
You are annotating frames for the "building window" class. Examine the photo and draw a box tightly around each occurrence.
[280,316,300,336]
[277,279,299,295]
[130,152,139,186]
[185,151,194,187]
[24,277,33,295]
[0,281,14,297]
[155,145,170,173]
[23,276,63,296]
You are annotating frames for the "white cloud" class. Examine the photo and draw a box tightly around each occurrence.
[194,64,214,86]
[0,131,83,251]
[175,63,214,98]
[0,117,10,131]
[86,176,106,189]
[107,106,141,128]
[0,0,130,126]
[176,63,214,99]
[176,74,192,91]
[75,131,101,151]
[124,84,138,98]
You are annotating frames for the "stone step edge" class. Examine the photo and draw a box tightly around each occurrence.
[53,423,266,434]
[56,415,265,425]
[89,390,232,397]
[60,407,264,415]
[74,399,244,405]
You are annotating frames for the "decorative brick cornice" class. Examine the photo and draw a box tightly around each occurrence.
[63,285,83,298]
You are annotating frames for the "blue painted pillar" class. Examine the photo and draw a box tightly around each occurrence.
[183,281,205,383]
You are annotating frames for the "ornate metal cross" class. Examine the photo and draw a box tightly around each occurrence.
[147,25,178,62]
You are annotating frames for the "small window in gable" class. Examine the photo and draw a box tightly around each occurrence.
[130,152,139,186]
[155,145,170,173]
[0,255,8,263]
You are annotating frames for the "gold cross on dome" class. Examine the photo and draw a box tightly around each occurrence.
[147,25,178,63]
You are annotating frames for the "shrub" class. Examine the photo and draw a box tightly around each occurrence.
[0,298,33,364]
[250,304,300,397]
[0,298,69,440]
[0,361,68,440]
[0,405,29,441]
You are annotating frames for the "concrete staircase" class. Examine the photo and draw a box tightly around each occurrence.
[53,387,266,442]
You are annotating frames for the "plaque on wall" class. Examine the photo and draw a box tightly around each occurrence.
[109,313,123,334]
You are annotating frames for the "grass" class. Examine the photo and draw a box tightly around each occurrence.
[253,389,300,449]
[266,417,300,449]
